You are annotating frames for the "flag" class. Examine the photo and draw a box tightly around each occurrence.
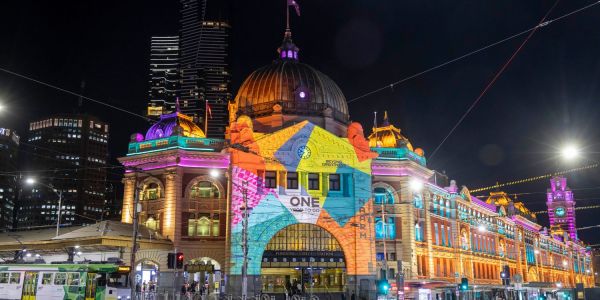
[206,100,212,119]
[288,0,300,16]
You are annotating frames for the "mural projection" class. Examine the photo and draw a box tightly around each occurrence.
[229,119,376,276]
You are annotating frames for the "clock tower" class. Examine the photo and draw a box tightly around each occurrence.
[547,176,577,241]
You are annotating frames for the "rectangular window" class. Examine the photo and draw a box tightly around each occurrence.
[441,225,446,246]
[434,223,439,245]
[54,273,67,285]
[0,272,7,283]
[329,174,341,191]
[265,171,277,188]
[308,173,320,190]
[9,273,20,284]
[42,273,53,285]
[286,172,298,189]
[67,273,79,286]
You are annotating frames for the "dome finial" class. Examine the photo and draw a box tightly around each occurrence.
[279,0,301,61]
[383,110,390,126]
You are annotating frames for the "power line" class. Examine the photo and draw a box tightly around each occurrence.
[470,163,599,193]
[346,0,600,105]
[428,0,561,160]
[0,67,153,122]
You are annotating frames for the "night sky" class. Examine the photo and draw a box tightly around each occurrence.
[1,1,599,244]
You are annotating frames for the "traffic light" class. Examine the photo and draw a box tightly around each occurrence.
[377,279,390,295]
[459,277,468,291]
[167,253,175,269]
[176,252,184,269]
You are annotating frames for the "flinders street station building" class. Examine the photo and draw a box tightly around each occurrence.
[115,28,595,299]
[1,28,590,300]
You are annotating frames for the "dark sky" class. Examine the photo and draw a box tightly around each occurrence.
[1,0,599,243]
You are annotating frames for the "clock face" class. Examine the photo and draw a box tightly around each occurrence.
[555,206,566,217]
[296,145,312,159]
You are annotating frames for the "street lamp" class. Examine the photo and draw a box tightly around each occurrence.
[26,177,63,237]
[477,224,486,232]
[209,169,220,178]
[409,178,424,192]
[561,144,580,161]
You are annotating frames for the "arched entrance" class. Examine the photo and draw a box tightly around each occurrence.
[260,223,346,295]
[183,257,222,295]
[135,260,159,287]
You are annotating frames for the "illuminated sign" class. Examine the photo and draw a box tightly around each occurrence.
[281,195,321,223]
[117,266,131,273]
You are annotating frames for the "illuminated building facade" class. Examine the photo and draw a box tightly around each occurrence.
[19,114,109,228]
[120,26,594,298]
[147,36,180,118]
[0,128,19,231]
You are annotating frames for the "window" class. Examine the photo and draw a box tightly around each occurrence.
[0,272,8,283]
[67,273,79,286]
[265,171,277,188]
[54,273,67,285]
[190,181,220,198]
[9,273,20,284]
[374,187,394,204]
[212,214,220,237]
[287,172,298,189]
[142,182,160,200]
[329,174,341,191]
[42,273,53,285]
[197,216,211,236]
[308,173,319,190]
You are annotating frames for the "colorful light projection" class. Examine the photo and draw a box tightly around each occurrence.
[228,119,377,276]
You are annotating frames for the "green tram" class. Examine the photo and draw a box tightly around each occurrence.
[0,263,131,300]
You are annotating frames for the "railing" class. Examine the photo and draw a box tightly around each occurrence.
[239,100,349,123]
[128,136,226,155]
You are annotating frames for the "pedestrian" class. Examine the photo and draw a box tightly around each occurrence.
[341,292,346,300]
[350,292,356,300]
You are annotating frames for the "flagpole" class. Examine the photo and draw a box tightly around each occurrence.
[286,0,290,30]
[205,99,208,135]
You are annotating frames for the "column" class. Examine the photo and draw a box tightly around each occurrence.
[122,176,136,223]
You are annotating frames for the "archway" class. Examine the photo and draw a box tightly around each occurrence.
[184,257,222,296]
[260,223,347,295]
[135,260,160,289]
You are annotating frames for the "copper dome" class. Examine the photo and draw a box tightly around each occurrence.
[234,33,349,123]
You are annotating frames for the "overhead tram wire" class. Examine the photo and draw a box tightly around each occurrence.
[428,0,562,160]
[346,0,600,105]
[0,67,153,123]
[469,163,599,193]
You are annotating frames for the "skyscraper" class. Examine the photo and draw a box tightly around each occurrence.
[147,36,180,118]
[0,127,19,232]
[18,114,109,229]
[178,0,231,138]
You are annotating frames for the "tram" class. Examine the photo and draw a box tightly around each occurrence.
[0,263,131,300]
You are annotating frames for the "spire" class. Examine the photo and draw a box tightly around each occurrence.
[175,97,181,113]
[383,110,390,126]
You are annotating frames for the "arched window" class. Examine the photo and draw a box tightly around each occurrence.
[184,212,221,237]
[190,181,220,199]
[373,187,394,204]
[145,216,159,231]
[141,182,161,200]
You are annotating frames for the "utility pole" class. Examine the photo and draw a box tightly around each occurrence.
[129,171,141,300]
[241,180,249,300]
[55,190,63,237]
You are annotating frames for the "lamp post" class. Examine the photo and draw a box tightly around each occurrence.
[26,178,63,237]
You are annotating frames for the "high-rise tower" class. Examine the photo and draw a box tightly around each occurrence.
[147,36,180,117]
[178,0,231,138]
[19,114,109,228]
[0,127,19,231]
[546,176,577,241]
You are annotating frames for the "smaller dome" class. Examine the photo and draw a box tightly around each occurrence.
[368,111,413,150]
[146,112,205,140]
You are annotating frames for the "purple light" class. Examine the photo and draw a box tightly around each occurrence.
[123,156,230,172]
[135,133,144,142]
[299,91,306,99]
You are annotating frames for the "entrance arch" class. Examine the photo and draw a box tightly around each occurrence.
[185,257,222,295]
[260,223,347,295]
[135,260,160,287]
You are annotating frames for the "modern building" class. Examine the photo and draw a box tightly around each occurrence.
[118,25,595,299]
[0,127,19,231]
[18,115,110,229]
[178,0,231,138]
[147,36,180,118]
